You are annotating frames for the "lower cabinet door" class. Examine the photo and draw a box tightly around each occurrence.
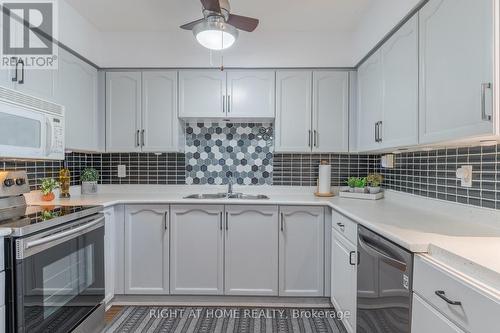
[170,205,224,295]
[224,205,279,296]
[331,230,357,333]
[124,205,169,294]
[103,207,116,303]
[279,206,324,296]
[412,294,465,333]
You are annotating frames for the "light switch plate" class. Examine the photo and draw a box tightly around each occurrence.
[117,165,126,178]
[456,165,473,187]
[381,154,395,168]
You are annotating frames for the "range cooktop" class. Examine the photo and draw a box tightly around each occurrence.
[0,204,103,237]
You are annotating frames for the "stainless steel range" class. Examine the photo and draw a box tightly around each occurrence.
[0,171,105,333]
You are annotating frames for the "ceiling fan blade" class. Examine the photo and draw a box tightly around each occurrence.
[180,18,205,30]
[200,0,221,12]
[227,14,259,32]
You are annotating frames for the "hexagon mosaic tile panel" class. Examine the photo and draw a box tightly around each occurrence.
[185,122,273,185]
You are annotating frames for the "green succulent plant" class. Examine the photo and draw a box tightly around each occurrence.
[346,177,367,188]
[40,178,59,195]
[81,168,99,182]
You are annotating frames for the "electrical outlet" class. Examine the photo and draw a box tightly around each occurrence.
[117,165,126,178]
[456,165,473,187]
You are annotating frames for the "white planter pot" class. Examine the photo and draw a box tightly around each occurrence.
[81,181,98,195]
[368,186,381,194]
[354,187,366,193]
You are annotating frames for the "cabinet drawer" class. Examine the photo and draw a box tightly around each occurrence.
[332,210,357,244]
[413,255,499,333]
[412,294,464,333]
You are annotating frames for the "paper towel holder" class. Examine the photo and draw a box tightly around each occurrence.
[314,160,334,198]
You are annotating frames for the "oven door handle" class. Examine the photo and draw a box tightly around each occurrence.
[358,235,407,272]
[25,216,105,250]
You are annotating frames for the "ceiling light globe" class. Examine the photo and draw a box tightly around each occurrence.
[193,18,238,50]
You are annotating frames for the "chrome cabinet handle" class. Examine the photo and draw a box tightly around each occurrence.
[136,130,140,147]
[12,58,19,82]
[435,291,462,306]
[219,212,223,230]
[378,121,383,142]
[313,130,318,147]
[164,211,168,230]
[337,222,345,231]
[481,83,492,121]
[308,130,312,147]
[280,212,284,232]
[349,251,358,266]
[141,129,145,147]
[18,59,25,84]
[222,95,226,114]
[227,95,231,113]
[225,211,228,230]
[358,235,407,272]
[375,122,379,142]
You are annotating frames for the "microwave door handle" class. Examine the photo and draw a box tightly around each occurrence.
[358,235,407,272]
[25,217,105,250]
[45,118,52,156]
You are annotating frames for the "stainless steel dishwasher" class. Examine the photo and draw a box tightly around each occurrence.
[356,226,413,333]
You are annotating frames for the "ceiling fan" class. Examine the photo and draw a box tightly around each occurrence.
[180,0,259,50]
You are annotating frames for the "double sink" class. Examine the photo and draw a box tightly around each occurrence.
[184,193,269,200]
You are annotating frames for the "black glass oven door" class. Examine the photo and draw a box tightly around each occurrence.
[14,216,105,333]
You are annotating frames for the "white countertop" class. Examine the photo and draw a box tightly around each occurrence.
[24,184,500,291]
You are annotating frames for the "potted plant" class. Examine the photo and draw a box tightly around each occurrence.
[81,168,99,195]
[40,178,59,202]
[367,173,384,194]
[354,177,367,193]
[346,177,358,192]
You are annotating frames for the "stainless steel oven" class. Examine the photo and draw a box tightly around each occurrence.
[6,214,105,333]
[357,226,413,333]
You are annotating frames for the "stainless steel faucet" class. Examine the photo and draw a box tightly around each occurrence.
[227,177,234,195]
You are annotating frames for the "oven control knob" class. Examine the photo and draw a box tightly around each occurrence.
[3,178,14,187]
[16,178,26,186]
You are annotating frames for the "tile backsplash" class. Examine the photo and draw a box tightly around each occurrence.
[380,145,500,209]
[185,122,273,185]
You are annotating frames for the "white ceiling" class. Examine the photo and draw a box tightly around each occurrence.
[65,0,373,33]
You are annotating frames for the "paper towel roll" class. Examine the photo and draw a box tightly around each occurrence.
[318,163,331,194]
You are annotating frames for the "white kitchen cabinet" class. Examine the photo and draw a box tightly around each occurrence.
[106,72,142,152]
[357,51,383,152]
[412,294,464,333]
[379,15,419,149]
[14,67,58,103]
[57,49,100,151]
[170,205,224,295]
[103,207,116,304]
[178,70,226,118]
[279,206,324,296]
[419,0,494,143]
[141,71,180,152]
[331,229,357,333]
[312,71,349,153]
[124,205,169,294]
[226,70,275,118]
[224,205,279,296]
[106,71,180,153]
[275,71,312,152]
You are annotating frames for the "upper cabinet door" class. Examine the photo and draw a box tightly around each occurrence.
[142,71,179,152]
[357,51,383,152]
[419,0,494,143]
[224,205,279,296]
[312,71,349,153]
[275,71,313,152]
[57,49,99,152]
[15,67,58,102]
[226,70,275,119]
[106,72,142,152]
[178,70,226,118]
[380,16,419,149]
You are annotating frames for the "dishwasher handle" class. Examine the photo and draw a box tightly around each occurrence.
[358,234,408,272]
